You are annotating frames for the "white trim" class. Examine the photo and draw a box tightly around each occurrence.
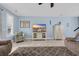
[25,38,52,40]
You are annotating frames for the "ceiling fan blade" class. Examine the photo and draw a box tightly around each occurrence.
[50,3,54,8]
[38,3,43,5]
[38,3,54,8]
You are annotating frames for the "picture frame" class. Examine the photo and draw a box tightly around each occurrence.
[20,20,30,28]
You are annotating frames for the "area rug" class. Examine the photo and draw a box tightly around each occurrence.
[10,47,77,56]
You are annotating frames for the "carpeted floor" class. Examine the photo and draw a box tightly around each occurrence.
[10,47,77,56]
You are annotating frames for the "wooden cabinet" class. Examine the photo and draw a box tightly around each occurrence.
[32,24,47,40]
[15,35,24,43]
[15,32,24,43]
[32,32,46,39]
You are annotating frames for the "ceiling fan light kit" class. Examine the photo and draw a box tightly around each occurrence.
[38,3,54,8]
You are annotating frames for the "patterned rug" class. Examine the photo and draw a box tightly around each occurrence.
[10,47,77,56]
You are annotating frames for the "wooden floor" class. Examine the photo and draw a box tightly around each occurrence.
[65,39,79,55]
[10,40,65,54]
[10,39,79,55]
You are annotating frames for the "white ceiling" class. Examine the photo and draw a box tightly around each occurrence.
[1,3,79,16]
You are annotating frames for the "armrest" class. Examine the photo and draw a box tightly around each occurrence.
[0,40,11,45]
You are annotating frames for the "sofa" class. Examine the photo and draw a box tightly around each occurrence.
[0,40,12,56]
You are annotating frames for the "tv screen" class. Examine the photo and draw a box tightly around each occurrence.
[32,24,46,32]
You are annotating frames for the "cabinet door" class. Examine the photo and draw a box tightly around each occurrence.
[33,33,37,38]
[42,33,46,38]
[37,33,42,38]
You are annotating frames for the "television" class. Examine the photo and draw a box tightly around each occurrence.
[32,24,46,32]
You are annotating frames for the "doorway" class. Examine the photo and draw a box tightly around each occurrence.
[7,13,14,35]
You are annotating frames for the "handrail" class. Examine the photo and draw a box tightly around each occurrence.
[74,27,79,31]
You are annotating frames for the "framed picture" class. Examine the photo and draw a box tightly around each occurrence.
[20,21,30,28]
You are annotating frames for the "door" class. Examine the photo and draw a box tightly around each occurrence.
[53,24,65,40]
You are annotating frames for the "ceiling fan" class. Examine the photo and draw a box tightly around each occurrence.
[38,3,54,8]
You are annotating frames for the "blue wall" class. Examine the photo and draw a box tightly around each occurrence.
[0,5,79,40]
[0,9,79,39]
[0,5,18,39]
[14,16,79,39]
